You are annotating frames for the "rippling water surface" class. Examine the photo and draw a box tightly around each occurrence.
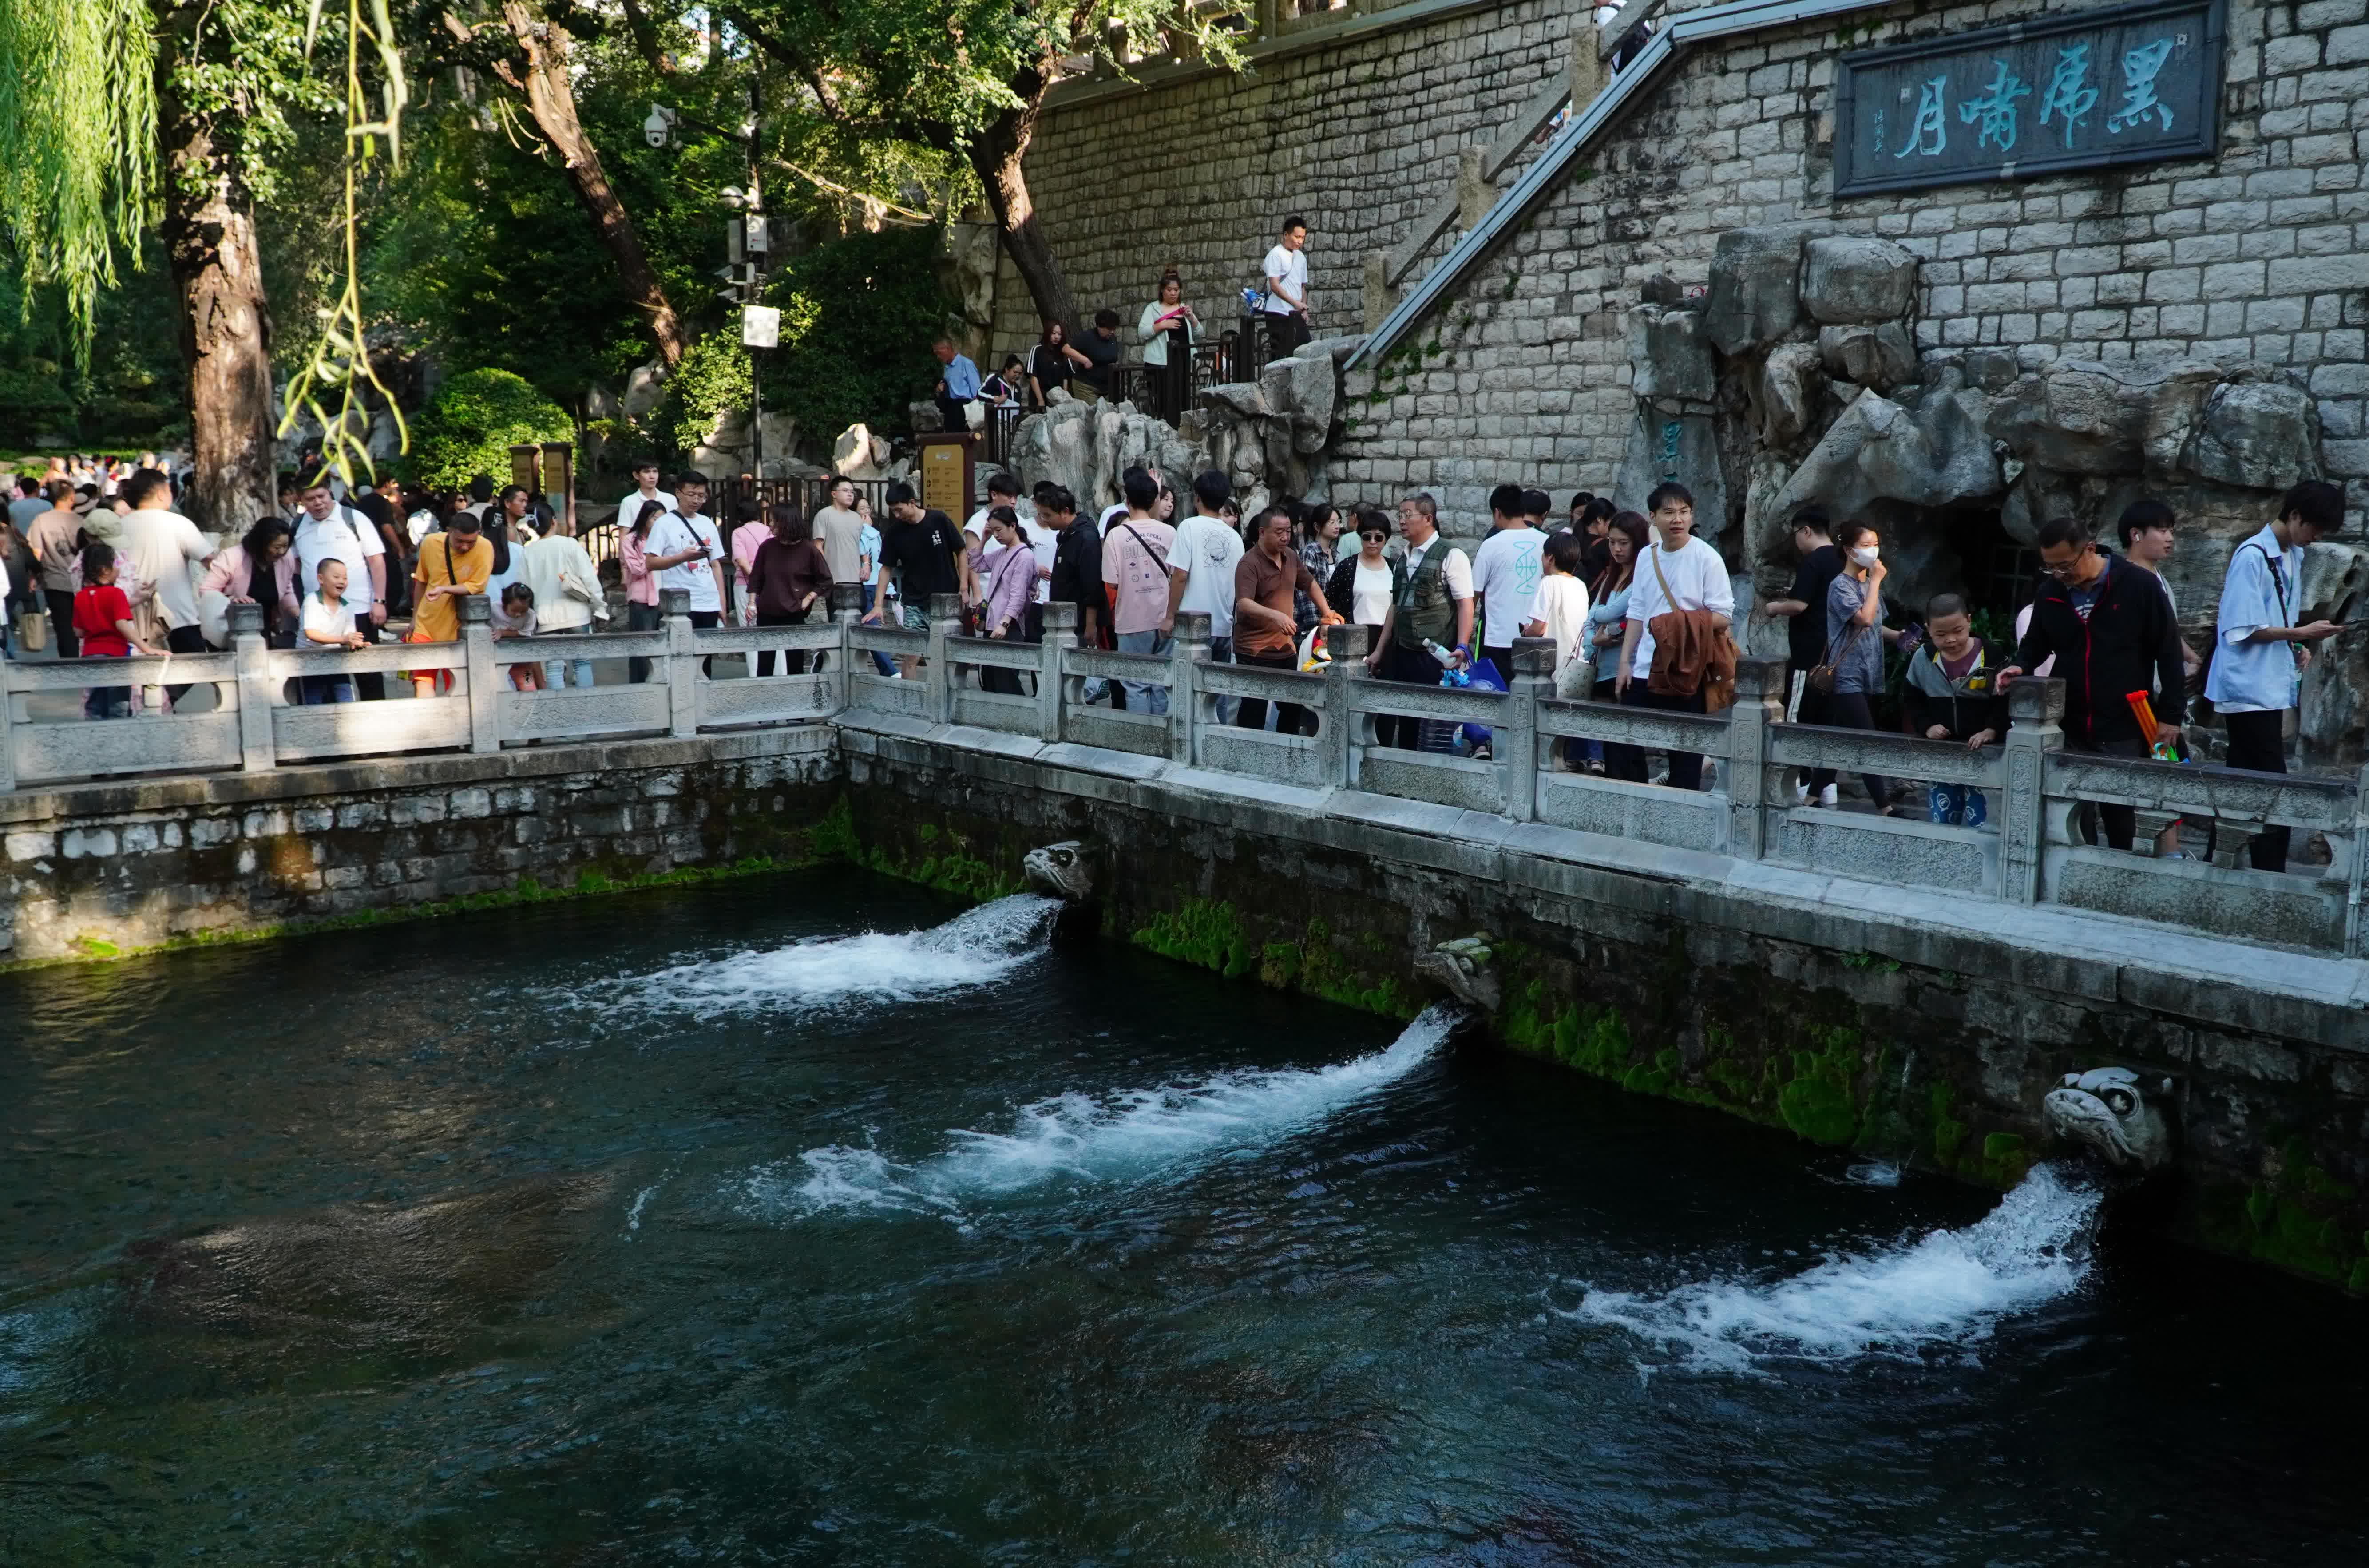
[4,874,2365,1565]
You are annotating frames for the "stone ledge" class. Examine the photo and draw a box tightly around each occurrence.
[840,713,2369,1049]
[0,726,836,825]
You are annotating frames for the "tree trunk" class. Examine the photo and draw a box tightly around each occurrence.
[501,2,686,368]
[154,19,276,529]
[968,77,1078,338]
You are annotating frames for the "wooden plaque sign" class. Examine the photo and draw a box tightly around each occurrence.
[916,433,975,520]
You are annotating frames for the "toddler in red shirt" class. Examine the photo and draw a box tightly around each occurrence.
[72,542,163,719]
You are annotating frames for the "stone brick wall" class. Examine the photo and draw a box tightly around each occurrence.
[1006,0,2367,539]
[990,0,1573,357]
[0,731,842,962]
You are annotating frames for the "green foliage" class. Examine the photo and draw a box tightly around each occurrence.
[1133,899,1255,979]
[660,330,753,454]
[404,368,572,491]
[761,227,958,440]
[0,239,186,446]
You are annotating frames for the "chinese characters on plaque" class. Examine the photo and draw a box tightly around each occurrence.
[1834,0,2224,197]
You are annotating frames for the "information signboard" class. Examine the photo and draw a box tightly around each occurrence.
[1834,0,2224,198]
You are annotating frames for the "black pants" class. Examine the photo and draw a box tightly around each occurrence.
[690,609,720,676]
[935,394,973,435]
[2070,734,2145,851]
[1373,639,1439,750]
[1264,311,1309,363]
[352,614,386,701]
[1606,682,1710,790]
[2223,709,2290,871]
[162,622,209,707]
[756,609,809,676]
[1825,690,1893,808]
[1236,648,1308,735]
[45,588,78,659]
[1791,665,1838,792]
[628,601,661,682]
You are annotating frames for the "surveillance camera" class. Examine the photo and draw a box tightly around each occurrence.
[644,112,669,148]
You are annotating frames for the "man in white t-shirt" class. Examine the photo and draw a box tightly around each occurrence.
[1367,491,1474,751]
[661,471,727,623]
[1470,481,1548,684]
[1163,469,1248,721]
[1612,481,1734,792]
[293,475,391,700]
[1261,214,1312,363]
[616,460,677,531]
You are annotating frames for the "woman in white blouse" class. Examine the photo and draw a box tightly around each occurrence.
[1324,507,1400,645]
[1530,531,1593,769]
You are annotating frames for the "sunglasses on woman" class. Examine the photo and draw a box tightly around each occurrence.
[1359,530,1387,541]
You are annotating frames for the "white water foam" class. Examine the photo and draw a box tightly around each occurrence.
[749,1003,1462,1223]
[598,893,1062,1016]
[1564,1164,2100,1374]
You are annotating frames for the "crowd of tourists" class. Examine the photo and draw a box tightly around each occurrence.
[0,440,2344,873]
[827,460,2343,873]
[930,215,1319,432]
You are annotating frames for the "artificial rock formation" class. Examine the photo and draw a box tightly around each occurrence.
[1004,340,1352,514]
[1615,222,2349,738]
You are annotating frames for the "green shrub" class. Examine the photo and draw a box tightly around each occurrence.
[658,330,753,456]
[405,368,574,491]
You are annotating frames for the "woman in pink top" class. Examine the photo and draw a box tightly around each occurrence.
[729,501,769,627]
[974,508,1038,695]
[621,496,665,682]
[199,518,300,646]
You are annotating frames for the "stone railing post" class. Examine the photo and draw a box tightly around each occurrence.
[829,583,864,716]
[1727,656,1786,859]
[2001,677,2066,904]
[1572,13,1611,105]
[661,587,698,738]
[1169,611,1211,764]
[1501,635,1555,822]
[1324,622,1374,790]
[1038,601,1077,744]
[460,594,502,754]
[2348,761,2369,958]
[927,592,962,725]
[0,649,13,792]
[229,602,277,772]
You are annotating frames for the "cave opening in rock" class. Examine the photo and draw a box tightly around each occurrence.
[1871,501,2033,645]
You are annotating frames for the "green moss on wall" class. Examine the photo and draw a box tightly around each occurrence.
[1776,1027,1863,1147]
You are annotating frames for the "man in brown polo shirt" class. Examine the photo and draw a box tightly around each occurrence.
[1232,505,1336,735]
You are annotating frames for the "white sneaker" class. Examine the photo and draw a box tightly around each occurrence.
[1817,784,1839,808]
[1793,781,1810,806]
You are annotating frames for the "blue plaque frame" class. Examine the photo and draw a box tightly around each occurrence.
[1834,0,2226,198]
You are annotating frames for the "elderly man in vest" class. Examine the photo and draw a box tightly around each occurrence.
[1364,491,1474,750]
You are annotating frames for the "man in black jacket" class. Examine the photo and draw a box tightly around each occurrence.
[2004,516,2184,850]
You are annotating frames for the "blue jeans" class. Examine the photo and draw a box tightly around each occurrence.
[1206,634,1237,725]
[1116,629,1171,715]
[862,584,896,676]
[300,674,355,705]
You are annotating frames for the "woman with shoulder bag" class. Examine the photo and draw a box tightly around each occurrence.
[1589,512,1648,778]
[1533,530,1594,770]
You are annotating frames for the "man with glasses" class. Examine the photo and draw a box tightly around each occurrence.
[2002,516,2185,851]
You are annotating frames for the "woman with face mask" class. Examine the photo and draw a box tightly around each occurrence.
[1822,522,1904,813]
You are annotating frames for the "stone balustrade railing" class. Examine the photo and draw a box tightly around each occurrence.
[8,585,2365,954]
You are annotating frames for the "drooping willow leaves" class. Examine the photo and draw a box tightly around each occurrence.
[0,0,158,359]
[278,0,411,487]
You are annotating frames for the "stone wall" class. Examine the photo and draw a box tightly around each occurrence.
[838,714,2369,1292]
[1003,0,2366,539]
[990,0,1573,356]
[0,731,842,962]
